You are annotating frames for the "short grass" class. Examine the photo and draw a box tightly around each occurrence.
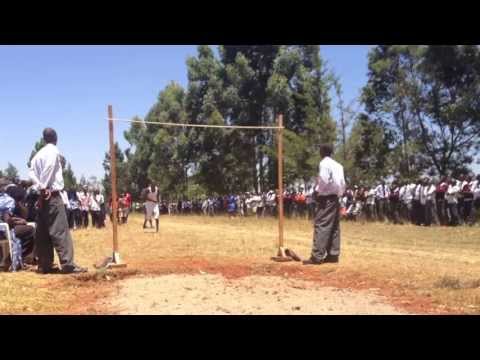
[0,214,479,314]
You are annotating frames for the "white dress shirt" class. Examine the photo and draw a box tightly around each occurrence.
[446,185,460,204]
[89,195,101,212]
[29,143,64,191]
[366,189,376,205]
[315,157,345,197]
[413,184,423,201]
[374,184,390,199]
[472,180,480,200]
[425,184,436,202]
[78,192,90,211]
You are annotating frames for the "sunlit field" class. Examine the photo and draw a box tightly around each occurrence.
[0,214,479,314]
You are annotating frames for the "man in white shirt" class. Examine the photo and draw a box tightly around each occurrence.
[77,188,90,228]
[304,144,345,265]
[374,181,390,222]
[412,179,425,226]
[462,175,475,225]
[399,182,411,223]
[423,177,437,226]
[365,186,376,221]
[89,190,102,229]
[29,128,87,274]
[446,178,460,226]
[473,175,480,222]
[436,176,449,226]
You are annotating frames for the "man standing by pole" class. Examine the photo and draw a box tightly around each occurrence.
[29,128,87,274]
[304,144,346,265]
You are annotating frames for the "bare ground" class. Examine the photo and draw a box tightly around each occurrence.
[105,273,407,315]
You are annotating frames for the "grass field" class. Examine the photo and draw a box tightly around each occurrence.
[0,214,479,314]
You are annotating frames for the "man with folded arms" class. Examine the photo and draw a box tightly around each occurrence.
[304,144,346,265]
[29,128,87,274]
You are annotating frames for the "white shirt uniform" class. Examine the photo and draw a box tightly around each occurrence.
[29,143,64,191]
[446,185,460,204]
[78,192,90,212]
[374,184,390,200]
[89,195,101,212]
[472,180,480,200]
[315,157,345,197]
[413,184,423,201]
[366,189,376,205]
[424,184,436,202]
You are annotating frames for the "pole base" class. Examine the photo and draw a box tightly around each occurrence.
[271,247,301,262]
[94,252,127,270]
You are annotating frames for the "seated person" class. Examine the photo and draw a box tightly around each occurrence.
[0,178,35,266]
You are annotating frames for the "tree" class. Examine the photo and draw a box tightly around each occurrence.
[102,142,129,199]
[63,162,77,190]
[333,79,358,163]
[79,176,88,189]
[363,45,480,178]
[341,114,393,185]
[117,45,338,198]
[4,163,19,183]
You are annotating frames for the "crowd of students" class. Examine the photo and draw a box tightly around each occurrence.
[156,174,480,227]
[341,175,480,226]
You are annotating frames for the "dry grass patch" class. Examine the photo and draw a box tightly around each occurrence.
[0,214,479,314]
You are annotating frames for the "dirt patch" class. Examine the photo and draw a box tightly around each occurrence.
[105,274,407,315]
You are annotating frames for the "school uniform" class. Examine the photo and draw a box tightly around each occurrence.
[374,184,389,222]
[388,187,402,224]
[446,184,460,226]
[365,189,375,221]
[461,181,474,224]
[424,184,437,226]
[412,184,424,225]
[435,182,449,226]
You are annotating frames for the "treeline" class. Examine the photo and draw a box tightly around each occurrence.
[99,45,480,200]
[103,45,337,199]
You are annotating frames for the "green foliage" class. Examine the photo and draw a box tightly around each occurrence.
[110,45,338,198]
[362,45,480,178]
[4,163,19,182]
[63,162,77,190]
[102,142,129,198]
[339,114,393,185]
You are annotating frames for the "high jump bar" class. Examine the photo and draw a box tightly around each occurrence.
[109,118,284,130]
[107,106,291,268]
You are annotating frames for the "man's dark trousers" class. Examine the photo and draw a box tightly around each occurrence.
[311,195,340,262]
[376,198,386,221]
[35,193,75,271]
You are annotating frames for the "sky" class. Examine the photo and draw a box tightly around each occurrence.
[3,45,474,180]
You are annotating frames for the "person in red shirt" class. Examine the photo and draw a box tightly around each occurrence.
[124,192,132,223]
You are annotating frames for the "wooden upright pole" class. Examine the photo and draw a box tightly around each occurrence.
[108,105,122,265]
[277,114,285,251]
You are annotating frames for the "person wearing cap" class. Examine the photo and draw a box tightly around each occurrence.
[304,143,345,265]
[29,128,87,274]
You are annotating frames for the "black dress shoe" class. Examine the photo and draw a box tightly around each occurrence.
[325,255,339,263]
[61,265,88,274]
[36,267,61,274]
[302,258,325,266]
